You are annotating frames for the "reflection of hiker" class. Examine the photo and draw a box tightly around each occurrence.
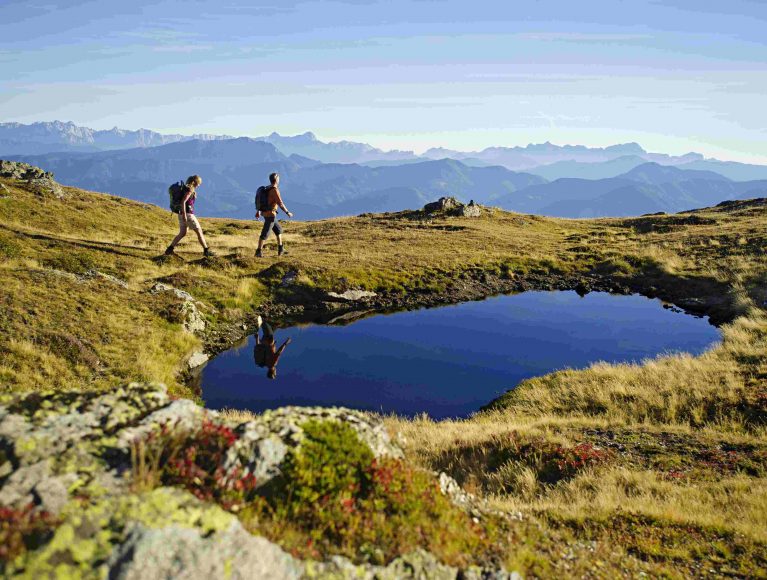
[255,172,293,258]
[254,322,292,379]
[165,175,216,257]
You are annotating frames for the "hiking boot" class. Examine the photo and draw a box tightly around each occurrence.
[164,245,175,256]
[278,244,285,256]
[255,248,263,258]
[203,247,216,258]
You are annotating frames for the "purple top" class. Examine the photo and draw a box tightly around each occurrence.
[184,191,196,214]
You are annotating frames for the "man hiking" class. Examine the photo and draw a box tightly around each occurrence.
[165,174,216,257]
[255,172,293,258]
[253,321,292,379]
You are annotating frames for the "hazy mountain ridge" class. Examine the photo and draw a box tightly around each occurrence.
[4,120,767,219]
[496,162,767,217]
[423,141,704,171]
[10,140,545,219]
[0,120,230,155]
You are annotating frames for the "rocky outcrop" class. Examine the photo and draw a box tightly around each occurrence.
[423,197,482,218]
[424,196,461,213]
[150,282,206,334]
[3,385,467,578]
[326,289,378,302]
[0,159,64,198]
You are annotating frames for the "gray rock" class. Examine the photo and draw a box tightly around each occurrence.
[150,282,206,334]
[116,399,204,452]
[326,289,378,302]
[33,472,80,515]
[187,351,209,370]
[310,548,520,579]
[81,269,129,288]
[0,460,50,508]
[108,520,303,580]
[0,160,54,181]
[150,282,195,302]
[458,201,481,218]
[424,196,461,213]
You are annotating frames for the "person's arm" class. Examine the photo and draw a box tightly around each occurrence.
[276,337,292,355]
[274,188,293,218]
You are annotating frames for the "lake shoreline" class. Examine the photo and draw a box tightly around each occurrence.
[189,266,735,401]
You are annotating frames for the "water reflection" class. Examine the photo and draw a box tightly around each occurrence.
[201,291,721,419]
[254,322,292,379]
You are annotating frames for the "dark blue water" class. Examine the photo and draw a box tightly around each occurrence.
[201,291,720,419]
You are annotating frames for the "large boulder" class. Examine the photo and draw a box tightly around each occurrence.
[424,197,482,218]
[424,196,461,213]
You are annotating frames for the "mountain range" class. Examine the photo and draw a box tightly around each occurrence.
[3,120,767,219]
[11,138,545,219]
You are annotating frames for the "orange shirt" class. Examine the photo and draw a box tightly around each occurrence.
[262,186,286,218]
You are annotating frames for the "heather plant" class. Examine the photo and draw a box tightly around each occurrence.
[242,420,505,566]
[0,504,59,568]
[131,419,258,510]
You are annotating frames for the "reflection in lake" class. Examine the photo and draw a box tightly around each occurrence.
[200,291,721,419]
[253,322,292,380]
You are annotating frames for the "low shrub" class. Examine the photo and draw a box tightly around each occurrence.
[0,504,59,566]
[131,420,258,510]
[243,420,505,566]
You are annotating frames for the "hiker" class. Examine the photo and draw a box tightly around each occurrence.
[255,172,293,257]
[165,175,216,257]
[253,321,292,379]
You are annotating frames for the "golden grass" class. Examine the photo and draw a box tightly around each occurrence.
[2,175,767,574]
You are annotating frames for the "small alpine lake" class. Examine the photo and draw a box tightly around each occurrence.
[200,291,721,419]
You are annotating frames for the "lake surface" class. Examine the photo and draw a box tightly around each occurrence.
[200,291,720,419]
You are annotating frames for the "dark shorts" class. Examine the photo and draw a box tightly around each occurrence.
[259,216,283,240]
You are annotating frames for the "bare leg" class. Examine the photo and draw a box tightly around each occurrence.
[169,223,188,249]
[275,233,283,246]
[193,227,208,250]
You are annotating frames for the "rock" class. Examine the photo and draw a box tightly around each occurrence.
[438,472,474,511]
[150,282,206,333]
[224,405,402,490]
[150,282,195,302]
[109,520,302,580]
[0,160,65,198]
[458,201,481,218]
[116,399,205,452]
[424,197,482,218]
[187,351,209,370]
[311,548,521,579]
[0,182,9,196]
[326,289,378,302]
[0,160,53,181]
[33,473,80,515]
[0,460,50,508]
[424,196,461,213]
[81,269,129,288]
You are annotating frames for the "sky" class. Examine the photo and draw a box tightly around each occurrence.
[1,0,766,162]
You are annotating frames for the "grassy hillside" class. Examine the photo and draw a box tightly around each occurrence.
[1,170,766,576]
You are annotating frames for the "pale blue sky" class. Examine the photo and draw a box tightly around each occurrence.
[2,0,766,162]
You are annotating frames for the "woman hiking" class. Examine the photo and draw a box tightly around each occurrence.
[164,175,216,257]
